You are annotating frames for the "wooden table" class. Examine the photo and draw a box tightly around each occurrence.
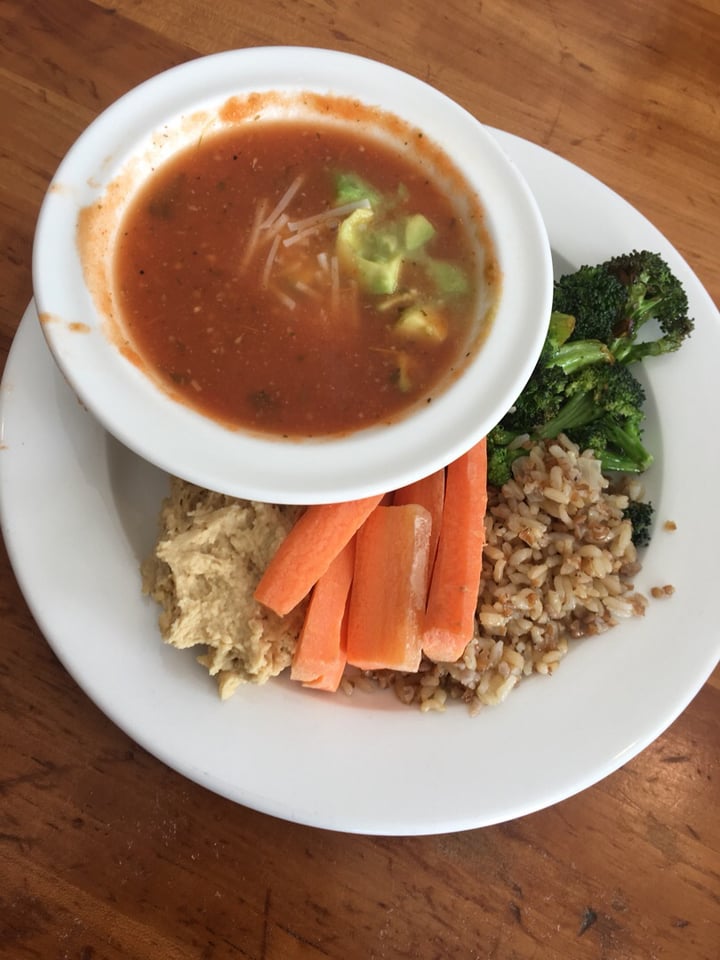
[2,1,719,957]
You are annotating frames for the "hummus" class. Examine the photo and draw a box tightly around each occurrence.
[142,477,305,699]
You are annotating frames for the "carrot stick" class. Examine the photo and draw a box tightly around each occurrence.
[346,504,431,672]
[301,654,347,693]
[393,467,446,575]
[254,494,383,616]
[290,537,355,691]
[422,437,488,663]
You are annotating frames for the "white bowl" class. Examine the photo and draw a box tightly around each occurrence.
[32,47,552,504]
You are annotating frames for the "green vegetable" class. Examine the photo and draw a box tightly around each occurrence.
[486,250,693,497]
[355,256,403,295]
[490,363,653,480]
[543,311,614,375]
[333,172,471,363]
[537,363,653,474]
[604,250,694,361]
[404,213,436,251]
[552,265,627,341]
[486,428,530,488]
[336,208,403,294]
[335,178,451,302]
[424,259,469,296]
[553,249,694,362]
[623,500,654,548]
[334,172,383,208]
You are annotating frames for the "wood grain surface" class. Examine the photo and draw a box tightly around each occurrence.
[1,1,719,958]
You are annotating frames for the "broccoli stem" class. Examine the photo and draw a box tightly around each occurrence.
[602,420,654,472]
[598,452,647,473]
[536,392,598,439]
[535,397,653,473]
[610,336,677,364]
[550,340,614,374]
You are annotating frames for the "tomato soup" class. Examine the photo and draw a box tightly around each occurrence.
[113,120,494,436]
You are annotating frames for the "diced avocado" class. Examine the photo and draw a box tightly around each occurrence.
[334,172,382,208]
[338,206,375,235]
[395,305,448,342]
[337,207,374,266]
[363,224,402,261]
[404,213,435,251]
[337,208,403,295]
[356,256,403,294]
[425,259,469,295]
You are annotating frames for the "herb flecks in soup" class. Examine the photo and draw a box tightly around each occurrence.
[114,121,492,436]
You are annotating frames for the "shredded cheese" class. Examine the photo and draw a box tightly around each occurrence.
[261,234,282,288]
[283,221,339,248]
[287,198,371,234]
[240,198,269,271]
[260,175,305,230]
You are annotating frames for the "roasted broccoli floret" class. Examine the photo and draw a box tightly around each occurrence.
[552,265,626,341]
[599,418,654,473]
[496,311,612,438]
[604,250,694,362]
[568,417,653,475]
[541,310,614,375]
[486,426,529,488]
[537,364,654,474]
[485,251,692,486]
[623,499,654,547]
[552,250,694,363]
[538,362,645,435]
[501,363,569,435]
[566,421,610,459]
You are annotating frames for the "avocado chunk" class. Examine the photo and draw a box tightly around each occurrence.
[356,256,403,295]
[425,259,469,295]
[337,208,403,295]
[334,172,383,208]
[404,213,436,251]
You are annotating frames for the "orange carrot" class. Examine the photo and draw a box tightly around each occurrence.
[303,640,347,693]
[422,437,488,663]
[301,655,347,694]
[393,467,446,575]
[346,504,431,672]
[254,494,383,616]
[290,537,355,691]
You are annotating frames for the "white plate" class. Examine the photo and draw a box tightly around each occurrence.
[2,131,719,835]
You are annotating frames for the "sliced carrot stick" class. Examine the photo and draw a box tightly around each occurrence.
[346,504,431,672]
[301,653,347,693]
[254,494,383,616]
[393,467,446,575]
[422,437,488,663]
[290,536,355,691]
